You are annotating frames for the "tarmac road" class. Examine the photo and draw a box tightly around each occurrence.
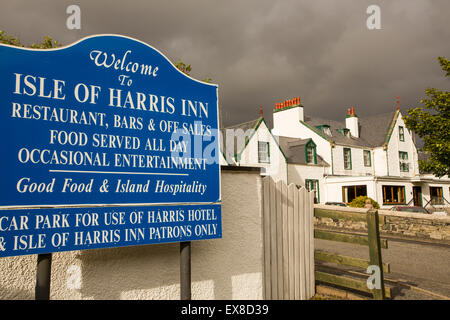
[315,235,450,300]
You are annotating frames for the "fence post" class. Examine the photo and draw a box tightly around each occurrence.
[366,210,386,300]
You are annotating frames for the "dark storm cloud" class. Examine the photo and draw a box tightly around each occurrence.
[1,0,449,127]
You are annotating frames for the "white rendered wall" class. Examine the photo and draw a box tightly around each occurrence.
[287,164,328,203]
[345,116,359,138]
[386,113,419,178]
[373,147,388,176]
[331,145,374,177]
[0,169,264,300]
[324,176,377,204]
[237,121,287,183]
[272,107,304,137]
[272,107,332,165]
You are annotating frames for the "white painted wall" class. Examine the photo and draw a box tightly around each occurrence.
[288,164,328,203]
[0,168,265,300]
[331,145,374,177]
[324,176,377,204]
[386,113,419,178]
[272,107,332,165]
[237,120,288,182]
[272,106,304,137]
[345,116,359,138]
[373,147,388,176]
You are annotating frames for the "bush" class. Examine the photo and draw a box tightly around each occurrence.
[348,196,380,209]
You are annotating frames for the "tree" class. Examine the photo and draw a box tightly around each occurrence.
[174,58,192,75]
[174,58,212,83]
[403,57,450,177]
[0,30,61,48]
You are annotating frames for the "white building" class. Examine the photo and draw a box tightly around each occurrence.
[222,98,450,211]
[220,112,288,182]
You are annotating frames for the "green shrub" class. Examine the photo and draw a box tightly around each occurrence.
[348,196,380,209]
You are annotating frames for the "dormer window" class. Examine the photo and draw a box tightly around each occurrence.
[305,140,317,164]
[343,128,351,138]
[337,128,351,138]
[316,125,332,137]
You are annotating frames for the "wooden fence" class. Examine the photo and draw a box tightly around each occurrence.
[262,177,315,300]
[314,205,391,299]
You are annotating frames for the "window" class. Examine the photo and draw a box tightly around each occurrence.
[343,148,352,170]
[399,151,409,172]
[342,185,367,203]
[305,141,317,164]
[322,125,332,136]
[316,125,332,137]
[382,185,405,204]
[343,128,351,138]
[258,141,270,163]
[363,150,371,167]
[306,179,319,203]
[399,126,405,141]
[430,187,444,205]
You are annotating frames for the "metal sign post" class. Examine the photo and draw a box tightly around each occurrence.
[180,241,191,300]
[35,253,52,300]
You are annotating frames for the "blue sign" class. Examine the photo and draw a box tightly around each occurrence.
[0,35,222,257]
[0,34,220,207]
[0,204,221,257]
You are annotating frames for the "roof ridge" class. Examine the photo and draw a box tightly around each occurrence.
[224,117,262,129]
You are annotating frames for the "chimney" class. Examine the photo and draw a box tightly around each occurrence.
[345,106,359,138]
[259,105,263,118]
[272,96,304,136]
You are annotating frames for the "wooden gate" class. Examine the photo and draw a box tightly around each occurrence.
[314,205,391,299]
[262,177,315,300]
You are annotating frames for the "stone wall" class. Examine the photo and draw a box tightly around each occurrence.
[314,208,450,244]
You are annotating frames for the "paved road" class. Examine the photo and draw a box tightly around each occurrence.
[315,236,450,299]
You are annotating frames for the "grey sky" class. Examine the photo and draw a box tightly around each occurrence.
[1,0,449,127]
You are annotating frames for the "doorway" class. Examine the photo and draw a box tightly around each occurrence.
[413,186,422,207]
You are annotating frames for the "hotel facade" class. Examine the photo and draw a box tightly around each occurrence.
[221,98,450,212]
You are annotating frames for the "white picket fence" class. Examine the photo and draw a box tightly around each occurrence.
[262,177,315,300]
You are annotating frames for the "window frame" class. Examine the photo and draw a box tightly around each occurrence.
[342,185,367,203]
[258,141,270,164]
[430,186,444,205]
[305,140,317,165]
[399,126,405,142]
[363,150,371,167]
[343,148,352,170]
[305,179,320,203]
[382,185,406,205]
[399,151,409,172]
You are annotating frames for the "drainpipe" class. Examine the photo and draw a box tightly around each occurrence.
[385,146,390,176]
[330,141,334,175]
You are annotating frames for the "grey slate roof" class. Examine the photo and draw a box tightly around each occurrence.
[220,118,262,163]
[277,136,329,166]
[219,110,397,164]
[303,110,397,148]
